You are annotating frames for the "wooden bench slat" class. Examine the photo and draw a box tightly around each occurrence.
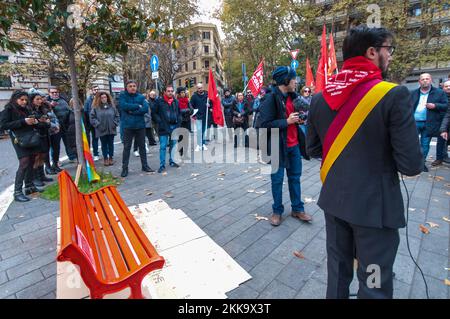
[76,192,103,276]
[103,188,150,264]
[83,194,116,281]
[108,187,161,259]
[90,193,129,277]
[95,192,140,272]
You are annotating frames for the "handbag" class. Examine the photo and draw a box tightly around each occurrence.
[232,115,245,125]
[11,129,41,148]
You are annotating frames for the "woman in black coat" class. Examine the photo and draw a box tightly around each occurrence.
[232,92,251,147]
[0,91,44,202]
[29,93,53,186]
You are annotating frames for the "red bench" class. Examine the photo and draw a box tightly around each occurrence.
[57,170,165,299]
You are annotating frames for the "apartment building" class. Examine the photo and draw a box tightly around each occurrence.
[174,23,225,94]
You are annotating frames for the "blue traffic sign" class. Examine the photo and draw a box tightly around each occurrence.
[291,59,299,69]
[150,55,159,72]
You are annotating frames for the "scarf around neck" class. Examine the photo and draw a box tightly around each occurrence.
[322,56,383,111]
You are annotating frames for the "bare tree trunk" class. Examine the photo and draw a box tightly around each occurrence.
[67,49,85,170]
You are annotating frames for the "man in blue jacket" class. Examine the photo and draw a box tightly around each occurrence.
[119,80,154,177]
[411,73,449,171]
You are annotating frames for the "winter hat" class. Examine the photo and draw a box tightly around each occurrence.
[272,66,297,86]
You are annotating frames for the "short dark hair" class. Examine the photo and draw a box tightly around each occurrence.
[48,86,59,92]
[342,26,393,61]
[165,85,174,91]
[126,80,137,86]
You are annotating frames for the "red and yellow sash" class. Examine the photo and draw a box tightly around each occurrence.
[320,80,397,183]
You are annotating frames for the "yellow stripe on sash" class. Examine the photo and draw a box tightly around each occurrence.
[320,81,397,183]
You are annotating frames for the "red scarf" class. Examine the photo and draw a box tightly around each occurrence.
[322,56,382,111]
[164,94,174,106]
[178,97,189,109]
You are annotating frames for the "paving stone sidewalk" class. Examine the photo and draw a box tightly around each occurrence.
[0,137,449,299]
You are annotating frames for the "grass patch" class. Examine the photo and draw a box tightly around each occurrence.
[41,171,122,201]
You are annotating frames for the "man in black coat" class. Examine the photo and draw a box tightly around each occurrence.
[307,26,423,299]
[259,66,312,227]
[439,80,450,160]
[410,73,448,170]
[151,85,181,173]
[190,83,212,151]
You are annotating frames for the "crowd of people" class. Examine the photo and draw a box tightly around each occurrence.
[1,25,450,299]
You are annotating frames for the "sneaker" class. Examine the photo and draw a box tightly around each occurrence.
[158,166,166,173]
[170,162,180,168]
[195,145,201,152]
[134,150,140,157]
[202,144,208,151]
[146,145,149,153]
[93,156,99,161]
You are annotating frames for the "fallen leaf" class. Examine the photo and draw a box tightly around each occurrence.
[255,190,266,194]
[255,176,263,179]
[164,191,174,198]
[434,176,445,181]
[217,177,224,181]
[444,183,450,188]
[162,172,168,176]
[445,268,450,271]
[196,192,204,196]
[304,197,316,203]
[218,172,226,176]
[293,251,305,259]
[253,169,260,172]
[419,224,430,234]
[247,189,255,193]
[446,192,450,196]
[146,191,153,196]
[426,221,439,228]
[408,208,416,212]
[445,279,450,286]
[253,214,268,221]
[243,170,249,173]
[443,216,450,223]
[191,173,200,177]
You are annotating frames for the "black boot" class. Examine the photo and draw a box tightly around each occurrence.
[52,164,62,173]
[45,165,56,175]
[32,168,45,187]
[14,168,30,202]
[14,191,30,202]
[39,166,53,182]
[121,167,128,177]
[24,184,45,195]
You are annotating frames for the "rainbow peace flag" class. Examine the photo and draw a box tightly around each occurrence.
[81,118,100,183]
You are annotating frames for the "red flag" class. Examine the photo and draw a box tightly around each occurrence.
[247,60,264,97]
[315,24,328,93]
[208,68,224,127]
[305,57,315,87]
[328,31,338,76]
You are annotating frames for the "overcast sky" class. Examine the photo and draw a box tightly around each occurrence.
[194,0,225,39]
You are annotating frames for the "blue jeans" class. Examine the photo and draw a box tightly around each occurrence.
[99,134,115,159]
[416,121,446,161]
[271,145,305,215]
[196,118,206,147]
[159,126,177,167]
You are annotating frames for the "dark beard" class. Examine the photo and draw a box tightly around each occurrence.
[378,55,389,80]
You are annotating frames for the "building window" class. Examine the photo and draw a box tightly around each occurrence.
[185,63,188,72]
[204,45,209,54]
[0,55,11,88]
[202,31,210,40]
[193,61,196,70]
[409,4,421,16]
[442,24,450,36]
[178,79,182,87]
[205,76,209,84]
[192,46,196,55]
[193,77,197,85]
[189,33,197,41]
[204,60,210,68]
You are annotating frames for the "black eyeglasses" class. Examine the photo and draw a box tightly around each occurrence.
[376,46,395,55]
[304,90,311,93]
